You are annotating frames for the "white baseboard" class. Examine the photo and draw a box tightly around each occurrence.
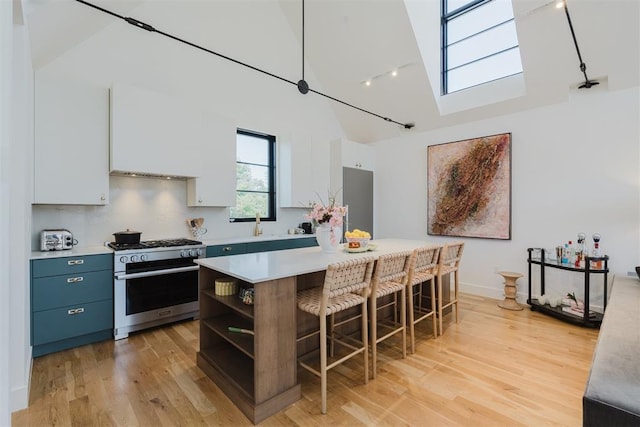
[11,384,28,413]
[460,281,508,301]
[11,347,31,413]
[460,281,605,313]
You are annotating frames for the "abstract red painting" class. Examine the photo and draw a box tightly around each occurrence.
[428,133,511,240]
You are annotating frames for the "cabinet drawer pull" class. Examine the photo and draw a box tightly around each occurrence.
[67,259,85,266]
[67,308,85,315]
[67,277,84,283]
[223,247,232,252]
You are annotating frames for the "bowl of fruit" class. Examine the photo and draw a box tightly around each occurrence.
[344,229,371,251]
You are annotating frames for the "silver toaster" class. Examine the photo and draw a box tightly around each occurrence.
[40,229,74,251]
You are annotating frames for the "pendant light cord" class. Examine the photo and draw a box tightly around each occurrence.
[74,0,414,129]
[302,0,305,83]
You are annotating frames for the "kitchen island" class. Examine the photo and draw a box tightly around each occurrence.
[195,239,436,424]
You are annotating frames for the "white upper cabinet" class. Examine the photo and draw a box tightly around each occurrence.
[278,133,330,208]
[339,138,375,171]
[34,71,109,205]
[329,139,375,205]
[186,116,237,207]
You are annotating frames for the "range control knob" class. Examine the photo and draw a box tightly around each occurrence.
[130,255,139,262]
[140,254,148,262]
[180,250,189,258]
[119,256,128,263]
[189,249,198,257]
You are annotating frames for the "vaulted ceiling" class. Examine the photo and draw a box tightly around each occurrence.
[22,0,640,143]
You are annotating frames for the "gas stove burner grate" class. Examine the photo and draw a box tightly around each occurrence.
[142,238,203,248]
[108,238,202,251]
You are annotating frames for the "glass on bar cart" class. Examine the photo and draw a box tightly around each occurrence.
[590,233,603,269]
[575,232,587,268]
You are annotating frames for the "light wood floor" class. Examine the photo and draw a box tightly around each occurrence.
[12,294,599,426]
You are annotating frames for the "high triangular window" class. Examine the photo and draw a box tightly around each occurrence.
[442,0,523,94]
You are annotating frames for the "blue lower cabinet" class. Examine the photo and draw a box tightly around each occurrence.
[30,254,114,357]
[206,243,247,257]
[246,237,318,253]
[246,240,291,253]
[33,299,113,346]
[290,237,318,248]
[32,270,112,312]
[207,238,318,257]
[32,254,112,278]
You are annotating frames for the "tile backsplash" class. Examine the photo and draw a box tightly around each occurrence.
[32,175,308,249]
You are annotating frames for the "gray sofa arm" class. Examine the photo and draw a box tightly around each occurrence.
[583,276,640,426]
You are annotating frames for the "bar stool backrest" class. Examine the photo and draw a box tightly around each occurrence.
[324,257,375,300]
[438,242,464,276]
[371,251,413,294]
[408,245,441,285]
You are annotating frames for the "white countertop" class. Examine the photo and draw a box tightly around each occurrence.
[30,234,315,260]
[196,238,433,283]
[200,233,314,246]
[30,245,114,260]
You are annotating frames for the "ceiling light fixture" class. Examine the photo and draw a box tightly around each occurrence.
[74,0,414,129]
[360,63,413,86]
[561,0,599,89]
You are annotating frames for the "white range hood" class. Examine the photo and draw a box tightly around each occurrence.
[110,83,210,179]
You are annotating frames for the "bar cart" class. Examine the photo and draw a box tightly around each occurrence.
[526,248,609,328]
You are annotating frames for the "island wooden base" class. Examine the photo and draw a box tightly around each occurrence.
[197,352,300,424]
[198,266,300,425]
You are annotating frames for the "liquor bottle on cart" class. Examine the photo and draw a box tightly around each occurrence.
[591,233,602,269]
[576,232,587,268]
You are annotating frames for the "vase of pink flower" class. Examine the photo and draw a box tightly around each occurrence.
[305,194,347,253]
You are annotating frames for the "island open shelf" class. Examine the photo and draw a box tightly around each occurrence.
[197,263,299,425]
[201,315,254,358]
[198,343,254,400]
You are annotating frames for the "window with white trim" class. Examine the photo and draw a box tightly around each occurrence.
[442,0,523,94]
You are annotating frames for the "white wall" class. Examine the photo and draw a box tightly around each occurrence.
[3,0,33,418]
[1,1,12,424]
[374,84,640,306]
[10,7,33,414]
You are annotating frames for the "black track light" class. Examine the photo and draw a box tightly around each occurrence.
[75,0,414,130]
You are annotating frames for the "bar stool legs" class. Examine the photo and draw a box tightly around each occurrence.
[296,258,375,414]
[436,242,464,336]
[406,246,441,353]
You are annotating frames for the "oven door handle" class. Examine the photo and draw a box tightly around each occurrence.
[115,265,200,280]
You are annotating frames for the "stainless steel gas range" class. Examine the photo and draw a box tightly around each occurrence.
[109,238,205,340]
